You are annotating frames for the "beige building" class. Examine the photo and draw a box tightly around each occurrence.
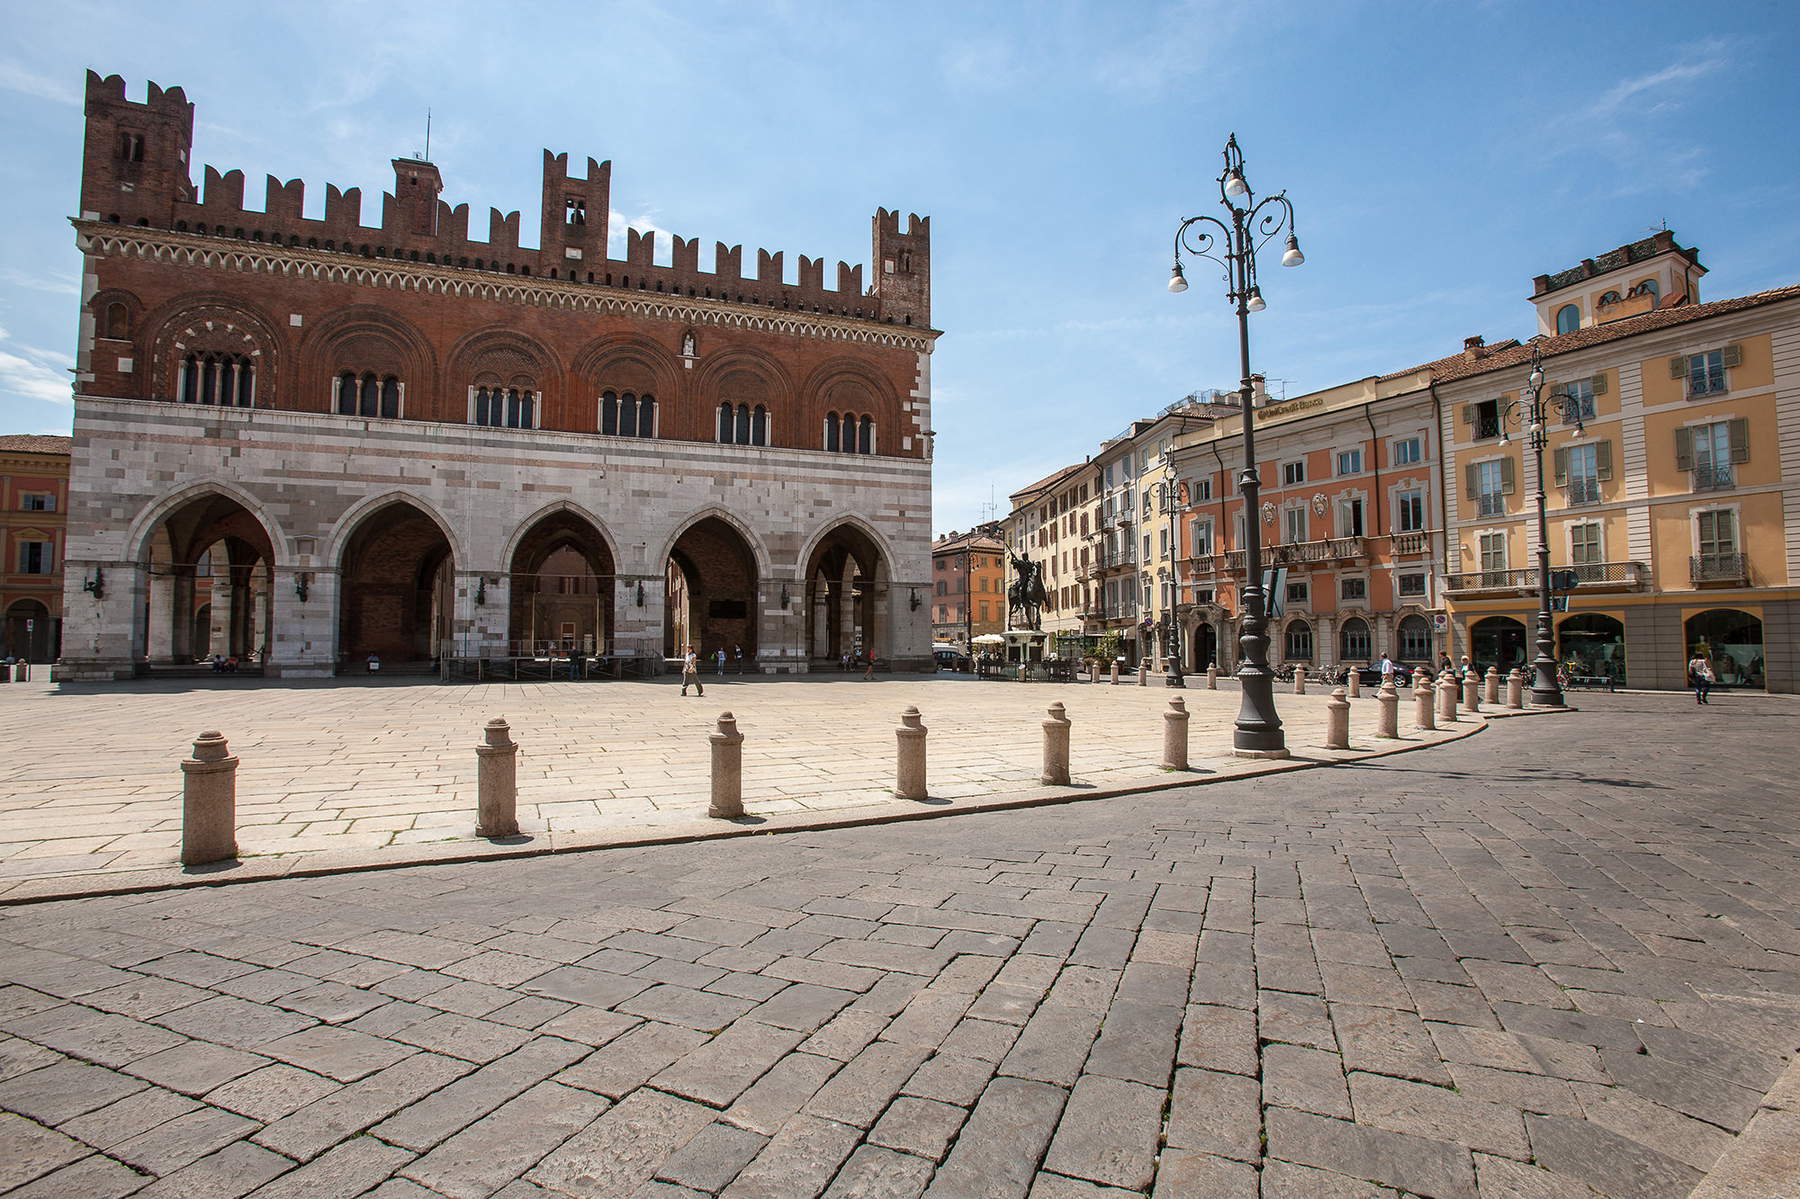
[1002,463,1089,654]
[1435,235,1800,691]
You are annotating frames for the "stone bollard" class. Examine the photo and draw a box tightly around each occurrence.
[1414,676,1435,730]
[1294,671,1306,695]
[709,712,745,819]
[1376,680,1400,738]
[895,706,928,801]
[1325,687,1350,750]
[1506,668,1524,710]
[1206,664,1218,690]
[1138,662,1148,687]
[181,731,239,866]
[1463,672,1481,713]
[475,718,520,838]
[1346,670,1360,699]
[1110,660,1120,686]
[1437,671,1458,723]
[1041,702,1072,786]
[1162,696,1190,770]
[1484,666,1501,706]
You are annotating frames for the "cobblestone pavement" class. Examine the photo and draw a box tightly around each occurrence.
[0,674,1438,884]
[1,690,1796,1198]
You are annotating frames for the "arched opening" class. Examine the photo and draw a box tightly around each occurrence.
[138,492,277,670]
[1189,621,1217,673]
[1555,304,1580,335]
[1284,619,1313,662]
[1684,608,1764,689]
[1471,615,1528,672]
[2,599,54,662]
[1338,616,1372,663]
[1397,613,1433,663]
[337,501,454,670]
[803,522,889,666]
[1557,613,1626,685]
[665,517,759,664]
[508,510,615,657]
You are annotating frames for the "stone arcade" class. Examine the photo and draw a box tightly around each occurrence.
[57,73,936,678]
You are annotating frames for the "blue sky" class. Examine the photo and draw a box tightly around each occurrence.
[2,1,1796,535]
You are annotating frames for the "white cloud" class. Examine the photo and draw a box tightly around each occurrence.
[0,329,74,407]
[0,60,80,106]
[1541,41,1730,187]
[0,268,79,297]
[608,209,678,265]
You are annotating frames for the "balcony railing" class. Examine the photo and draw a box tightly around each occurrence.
[1693,464,1735,492]
[1392,530,1430,555]
[1691,553,1747,584]
[1565,478,1601,506]
[1475,493,1506,517]
[1097,548,1137,570]
[1444,560,1646,595]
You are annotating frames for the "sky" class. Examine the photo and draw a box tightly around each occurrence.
[2,1,1797,536]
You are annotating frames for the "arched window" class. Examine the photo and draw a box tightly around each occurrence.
[601,391,618,435]
[1339,617,1372,662]
[858,415,873,454]
[735,404,751,445]
[1397,613,1432,661]
[840,412,856,452]
[1285,620,1313,661]
[473,385,535,429]
[638,395,656,437]
[178,352,255,407]
[103,303,130,340]
[1630,278,1660,304]
[825,411,840,452]
[718,402,733,443]
[620,393,638,437]
[718,401,765,446]
[1598,290,1621,306]
[336,371,401,418]
[1555,304,1580,335]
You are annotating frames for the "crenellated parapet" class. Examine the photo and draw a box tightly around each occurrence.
[78,72,932,329]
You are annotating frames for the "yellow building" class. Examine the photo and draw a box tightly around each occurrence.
[1434,235,1799,692]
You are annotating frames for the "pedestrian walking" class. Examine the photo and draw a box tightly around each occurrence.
[733,644,743,674]
[1688,651,1714,704]
[681,644,704,696]
[863,653,876,681]
[715,648,726,677]
[1379,652,1394,685]
[1439,652,1453,675]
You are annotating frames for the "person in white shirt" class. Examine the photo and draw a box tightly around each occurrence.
[681,645,703,697]
[1379,653,1394,684]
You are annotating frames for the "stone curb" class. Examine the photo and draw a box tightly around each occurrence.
[0,708,1575,907]
[1687,1050,1800,1198]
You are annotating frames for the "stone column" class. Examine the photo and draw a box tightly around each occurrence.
[1294,671,1306,695]
[1041,702,1071,786]
[209,558,235,658]
[475,718,520,838]
[171,565,197,663]
[1206,664,1217,689]
[1162,696,1189,770]
[1377,681,1400,739]
[811,584,831,658]
[1325,688,1349,749]
[181,731,239,866]
[709,712,745,819]
[895,706,927,801]
[147,571,176,663]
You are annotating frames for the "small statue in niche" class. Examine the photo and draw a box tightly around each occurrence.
[681,331,697,358]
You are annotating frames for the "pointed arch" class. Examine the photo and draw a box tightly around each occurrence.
[125,477,293,569]
[654,506,774,581]
[323,489,466,572]
[794,513,899,581]
[499,499,622,571]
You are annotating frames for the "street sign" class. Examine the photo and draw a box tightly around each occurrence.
[1264,567,1287,619]
[1551,595,1570,612]
[1431,613,1448,632]
[1551,569,1580,593]
[23,619,33,633]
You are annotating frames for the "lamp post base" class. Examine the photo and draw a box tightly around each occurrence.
[1163,671,1186,688]
[1528,691,1567,708]
[1232,746,1291,759]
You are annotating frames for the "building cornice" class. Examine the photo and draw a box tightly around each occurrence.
[75,222,941,354]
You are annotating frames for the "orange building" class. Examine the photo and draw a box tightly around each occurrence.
[0,435,72,661]
[931,524,1006,650]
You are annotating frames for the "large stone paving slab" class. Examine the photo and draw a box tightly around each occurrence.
[0,692,1795,1196]
[0,674,1455,888]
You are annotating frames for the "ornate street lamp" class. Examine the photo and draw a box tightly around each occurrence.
[1496,337,1586,707]
[1168,133,1303,757]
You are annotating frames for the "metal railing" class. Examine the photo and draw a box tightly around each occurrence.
[1475,493,1506,517]
[1444,560,1645,594]
[1693,463,1735,492]
[1565,478,1601,506]
[1690,553,1747,584]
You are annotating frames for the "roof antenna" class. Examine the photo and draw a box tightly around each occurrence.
[424,109,431,162]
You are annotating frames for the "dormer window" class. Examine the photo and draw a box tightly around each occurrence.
[1555,303,1579,335]
[1598,290,1622,306]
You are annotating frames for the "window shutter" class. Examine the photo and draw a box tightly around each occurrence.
[1553,447,1569,487]
[1463,462,1477,500]
[1722,343,1742,368]
[1674,427,1694,472]
[1590,372,1608,395]
[1729,418,1750,464]
[1669,355,1688,379]
[1460,403,1475,426]
[1596,440,1613,481]
[1500,457,1517,495]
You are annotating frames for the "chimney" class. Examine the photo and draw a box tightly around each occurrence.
[1250,373,1267,405]
[1462,335,1485,362]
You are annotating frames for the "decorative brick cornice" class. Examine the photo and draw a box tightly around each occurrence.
[76,223,940,353]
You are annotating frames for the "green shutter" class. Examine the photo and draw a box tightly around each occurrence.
[1590,372,1608,396]
[1460,403,1476,426]
[1674,427,1694,472]
[1729,418,1750,464]
[1669,355,1688,379]
[1500,457,1517,495]
[1463,461,1477,500]
[1553,447,1569,487]
[1722,343,1743,369]
[1595,440,1613,481]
